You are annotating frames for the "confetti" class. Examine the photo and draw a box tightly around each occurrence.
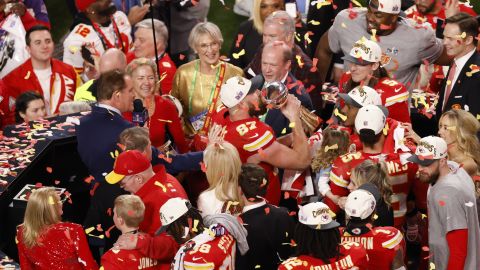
[235,34,244,48]
[48,196,55,205]
[200,161,207,172]
[260,178,267,187]
[105,225,115,238]
[308,20,320,25]
[264,207,270,215]
[96,224,103,232]
[255,265,261,269]
[85,227,95,234]
[107,208,112,216]
[84,175,94,184]
[324,144,338,152]
[438,200,446,206]
[46,167,53,173]
[422,246,430,252]
[54,180,60,185]
[310,58,318,72]
[284,191,290,199]
[295,55,304,68]
[179,54,185,60]
[154,181,167,192]
[333,108,347,122]
[90,182,100,196]
[465,201,474,207]
[429,262,436,270]
[232,49,245,59]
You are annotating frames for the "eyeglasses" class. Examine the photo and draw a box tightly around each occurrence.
[198,42,220,52]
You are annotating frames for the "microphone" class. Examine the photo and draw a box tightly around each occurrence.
[132,99,148,127]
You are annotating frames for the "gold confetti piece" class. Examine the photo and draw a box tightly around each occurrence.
[446,126,456,131]
[333,108,347,121]
[232,49,245,59]
[351,0,362,7]
[316,0,331,9]
[85,227,95,234]
[294,33,301,42]
[341,22,347,28]
[308,20,320,25]
[48,196,55,205]
[324,144,338,152]
[429,262,436,270]
[15,235,18,244]
[371,29,377,41]
[446,80,452,85]
[192,219,199,232]
[328,209,336,218]
[154,181,167,192]
[69,46,80,54]
[304,32,312,44]
[255,265,261,269]
[457,32,467,39]
[281,128,287,134]
[373,214,378,220]
[289,122,296,128]
[382,122,389,136]
[24,71,30,80]
[296,55,304,68]
[477,114,480,120]
[158,119,173,123]
[421,213,427,219]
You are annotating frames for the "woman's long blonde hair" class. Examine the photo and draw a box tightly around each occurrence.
[204,142,242,205]
[440,109,480,166]
[351,160,393,206]
[311,128,350,172]
[21,187,61,248]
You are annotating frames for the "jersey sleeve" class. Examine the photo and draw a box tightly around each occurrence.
[326,154,353,213]
[327,9,348,53]
[241,122,275,153]
[376,227,405,250]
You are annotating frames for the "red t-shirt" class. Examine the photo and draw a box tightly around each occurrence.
[214,108,281,205]
[278,242,368,270]
[135,167,188,235]
[338,72,411,123]
[341,226,405,270]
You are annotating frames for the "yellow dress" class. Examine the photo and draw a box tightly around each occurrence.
[171,59,243,137]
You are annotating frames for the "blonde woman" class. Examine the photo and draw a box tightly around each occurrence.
[126,58,188,153]
[347,160,394,227]
[16,187,98,270]
[197,141,243,216]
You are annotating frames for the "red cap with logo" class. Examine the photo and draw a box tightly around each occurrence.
[105,150,150,184]
[75,0,97,12]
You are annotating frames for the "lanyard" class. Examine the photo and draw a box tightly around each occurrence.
[91,17,125,52]
[188,60,221,115]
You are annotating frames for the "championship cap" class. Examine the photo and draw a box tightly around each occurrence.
[369,0,401,14]
[75,0,97,12]
[343,38,382,65]
[105,150,150,184]
[157,198,192,233]
[407,136,448,166]
[338,85,382,108]
[298,202,340,230]
[220,76,254,108]
[345,189,377,220]
[354,104,387,135]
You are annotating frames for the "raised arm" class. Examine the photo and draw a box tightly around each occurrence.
[314,32,334,84]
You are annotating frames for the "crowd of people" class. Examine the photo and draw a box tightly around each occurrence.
[2,0,480,269]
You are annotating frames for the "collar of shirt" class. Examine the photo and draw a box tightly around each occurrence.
[281,72,289,84]
[97,103,121,115]
[451,48,476,88]
[242,200,267,213]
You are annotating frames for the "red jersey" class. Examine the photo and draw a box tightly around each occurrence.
[136,167,188,235]
[2,58,80,125]
[341,226,405,270]
[278,242,368,270]
[126,52,177,95]
[215,108,281,205]
[102,239,167,270]
[405,3,476,29]
[173,232,236,270]
[338,72,410,123]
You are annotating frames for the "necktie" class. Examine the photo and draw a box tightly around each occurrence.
[443,62,457,110]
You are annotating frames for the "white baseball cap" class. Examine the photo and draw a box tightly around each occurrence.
[354,104,387,135]
[345,189,377,220]
[157,197,192,233]
[298,202,340,230]
[338,85,382,108]
[407,136,448,166]
[343,38,382,65]
[220,76,253,108]
[369,0,401,14]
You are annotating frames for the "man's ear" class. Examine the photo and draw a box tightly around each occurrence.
[465,35,474,46]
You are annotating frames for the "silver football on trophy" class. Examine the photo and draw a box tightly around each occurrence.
[263,81,289,108]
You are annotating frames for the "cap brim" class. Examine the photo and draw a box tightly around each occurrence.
[338,93,362,108]
[155,225,168,235]
[406,154,437,166]
[105,171,125,184]
[249,75,265,94]
[343,55,376,66]
[305,220,340,230]
[377,105,389,117]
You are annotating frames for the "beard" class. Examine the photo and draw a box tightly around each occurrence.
[247,97,268,117]
[419,169,440,184]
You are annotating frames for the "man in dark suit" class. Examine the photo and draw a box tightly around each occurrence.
[437,13,480,119]
[260,41,314,137]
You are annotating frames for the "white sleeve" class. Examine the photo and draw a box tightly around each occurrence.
[316,169,332,196]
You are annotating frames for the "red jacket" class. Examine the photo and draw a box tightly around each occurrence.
[16,222,98,270]
[126,52,177,95]
[2,58,80,125]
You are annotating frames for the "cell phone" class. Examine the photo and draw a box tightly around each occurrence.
[285,2,297,19]
[436,18,445,39]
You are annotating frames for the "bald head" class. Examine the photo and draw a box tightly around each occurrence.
[99,48,127,74]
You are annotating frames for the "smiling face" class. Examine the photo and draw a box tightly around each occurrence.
[438,115,456,145]
[366,0,398,35]
[261,47,290,82]
[195,33,221,67]
[349,62,377,83]
[134,28,163,59]
[132,65,156,99]
[443,23,472,58]
[414,0,438,14]
[27,30,54,63]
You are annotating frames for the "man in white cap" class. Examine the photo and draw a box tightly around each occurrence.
[315,0,449,90]
[326,105,420,230]
[342,189,406,270]
[407,136,480,269]
[213,75,311,205]
[279,202,368,269]
[338,38,410,123]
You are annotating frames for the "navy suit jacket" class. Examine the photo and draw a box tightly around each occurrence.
[265,73,313,137]
[437,51,480,120]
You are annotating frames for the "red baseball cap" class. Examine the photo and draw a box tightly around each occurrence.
[105,150,150,184]
[75,0,97,12]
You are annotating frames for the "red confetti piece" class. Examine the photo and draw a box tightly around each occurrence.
[179,54,185,60]
[264,207,270,215]
[35,182,43,188]
[288,211,296,216]
[105,225,115,238]
[127,210,135,216]
[46,167,53,173]
[290,239,297,246]
[191,0,198,5]
[116,143,126,151]
[200,162,207,172]
[310,58,318,72]
[438,200,446,206]
[84,175,94,184]
[90,182,100,196]
[107,208,112,216]
[54,180,60,185]
[235,34,244,48]
[284,191,290,199]
[422,246,430,252]
[96,224,103,232]
[158,154,172,163]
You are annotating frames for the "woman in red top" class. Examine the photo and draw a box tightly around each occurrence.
[126,58,188,153]
[16,187,98,270]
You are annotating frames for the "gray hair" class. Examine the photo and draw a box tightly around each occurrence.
[264,10,295,37]
[135,19,169,47]
[188,22,224,50]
